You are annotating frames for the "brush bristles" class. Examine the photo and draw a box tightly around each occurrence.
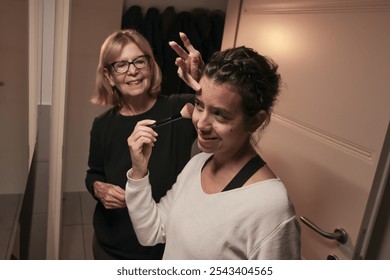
[180,103,194,119]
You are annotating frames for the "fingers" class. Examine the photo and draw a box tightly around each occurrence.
[127,120,157,178]
[169,32,203,88]
[177,68,201,92]
[128,120,158,146]
[174,57,187,71]
[130,133,156,147]
[134,119,157,128]
[169,41,188,59]
[169,33,201,60]
[179,32,198,54]
[127,120,158,152]
[96,183,126,209]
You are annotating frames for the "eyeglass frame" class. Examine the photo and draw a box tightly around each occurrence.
[108,55,151,74]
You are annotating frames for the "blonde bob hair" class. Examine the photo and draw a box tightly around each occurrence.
[92,29,162,106]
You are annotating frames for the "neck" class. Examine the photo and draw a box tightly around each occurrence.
[210,141,257,171]
[119,95,156,116]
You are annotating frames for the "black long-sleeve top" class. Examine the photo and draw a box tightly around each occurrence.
[85,94,197,259]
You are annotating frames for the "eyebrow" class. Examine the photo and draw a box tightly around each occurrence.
[115,54,145,62]
[195,96,234,118]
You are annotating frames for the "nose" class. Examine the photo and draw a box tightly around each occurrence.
[126,63,139,75]
[195,110,211,131]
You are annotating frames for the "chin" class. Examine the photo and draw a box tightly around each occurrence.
[197,143,213,154]
[124,89,147,97]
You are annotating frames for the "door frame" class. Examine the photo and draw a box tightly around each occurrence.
[29,0,71,260]
[354,122,390,259]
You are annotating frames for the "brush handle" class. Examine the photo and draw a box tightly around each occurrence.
[149,113,182,128]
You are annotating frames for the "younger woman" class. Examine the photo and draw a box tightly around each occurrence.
[126,46,301,259]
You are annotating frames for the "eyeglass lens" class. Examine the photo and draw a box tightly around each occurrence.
[112,56,149,73]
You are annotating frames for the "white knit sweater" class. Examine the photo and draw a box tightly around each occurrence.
[126,152,301,260]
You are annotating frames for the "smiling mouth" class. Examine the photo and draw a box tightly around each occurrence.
[127,80,142,85]
[198,135,217,141]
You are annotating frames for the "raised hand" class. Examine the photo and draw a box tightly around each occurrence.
[169,32,204,92]
[127,119,158,179]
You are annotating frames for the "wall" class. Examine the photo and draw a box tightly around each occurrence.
[0,0,28,194]
[62,0,123,193]
[26,105,51,259]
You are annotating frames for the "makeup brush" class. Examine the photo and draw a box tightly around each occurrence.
[150,103,194,128]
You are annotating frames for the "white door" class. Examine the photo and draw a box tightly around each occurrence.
[226,0,390,259]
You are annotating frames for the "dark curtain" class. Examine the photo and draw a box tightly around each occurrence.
[121,5,225,96]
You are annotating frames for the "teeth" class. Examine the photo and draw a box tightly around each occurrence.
[128,80,141,85]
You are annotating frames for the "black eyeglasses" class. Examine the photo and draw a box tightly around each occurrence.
[109,55,150,73]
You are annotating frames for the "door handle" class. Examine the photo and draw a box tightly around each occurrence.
[300,216,348,244]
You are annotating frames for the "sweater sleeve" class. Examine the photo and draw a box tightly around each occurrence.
[125,169,177,246]
[85,118,106,199]
[249,216,301,260]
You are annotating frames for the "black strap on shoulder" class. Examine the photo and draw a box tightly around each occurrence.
[222,155,266,192]
[202,155,213,171]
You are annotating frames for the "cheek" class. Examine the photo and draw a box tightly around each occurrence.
[223,127,235,137]
[110,75,125,87]
[191,112,199,127]
[107,80,115,87]
[218,126,240,139]
[104,74,116,87]
[143,67,152,79]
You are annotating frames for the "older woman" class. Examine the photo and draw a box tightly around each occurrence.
[85,29,202,259]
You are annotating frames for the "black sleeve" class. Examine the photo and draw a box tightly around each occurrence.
[85,117,106,200]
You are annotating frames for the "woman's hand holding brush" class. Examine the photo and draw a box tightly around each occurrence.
[127,103,194,179]
[127,119,157,179]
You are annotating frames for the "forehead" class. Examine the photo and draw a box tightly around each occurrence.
[197,77,242,110]
[115,42,143,60]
